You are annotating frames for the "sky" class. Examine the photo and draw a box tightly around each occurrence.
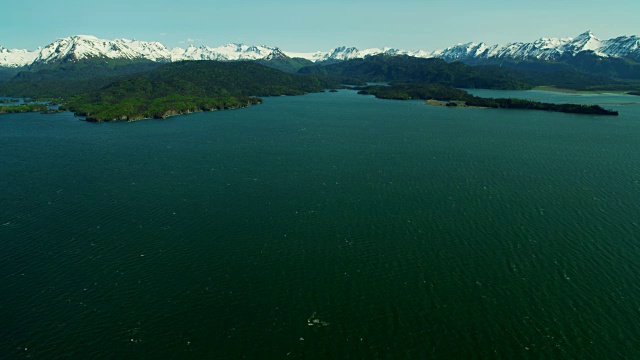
[3,0,639,52]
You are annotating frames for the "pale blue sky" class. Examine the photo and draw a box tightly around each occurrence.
[3,0,639,51]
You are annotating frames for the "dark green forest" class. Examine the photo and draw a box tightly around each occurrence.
[469,51,640,80]
[298,53,640,92]
[298,55,532,89]
[0,58,162,98]
[0,103,48,114]
[257,56,314,73]
[358,84,618,115]
[61,61,338,121]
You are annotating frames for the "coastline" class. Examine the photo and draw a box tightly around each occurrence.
[425,99,486,109]
[81,102,259,123]
[533,86,632,95]
[69,97,264,123]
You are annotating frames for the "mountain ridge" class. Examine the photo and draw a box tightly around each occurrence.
[2,31,639,69]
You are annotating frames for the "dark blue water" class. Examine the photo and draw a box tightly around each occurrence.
[2,90,640,358]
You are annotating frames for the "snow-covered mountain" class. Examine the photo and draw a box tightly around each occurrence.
[0,46,39,68]
[434,31,640,62]
[31,35,174,64]
[0,35,431,67]
[171,43,280,61]
[286,46,432,62]
[1,31,639,69]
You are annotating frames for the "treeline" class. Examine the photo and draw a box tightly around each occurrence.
[358,84,618,116]
[464,97,618,115]
[356,83,469,101]
[256,56,314,73]
[62,61,339,122]
[299,55,532,90]
[65,94,262,122]
[466,51,640,92]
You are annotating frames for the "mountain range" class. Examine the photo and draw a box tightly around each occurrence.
[1,31,639,69]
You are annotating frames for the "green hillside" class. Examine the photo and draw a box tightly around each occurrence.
[62,60,338,121]
[298,55,532,90]
[257,56,314,73]
[0,58,162,98]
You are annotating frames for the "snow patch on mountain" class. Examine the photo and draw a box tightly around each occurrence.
[433,31,640,62]
[171,43,279,61]
[32,35,174,64]
[1,31,639,69]
[0,46,39,68]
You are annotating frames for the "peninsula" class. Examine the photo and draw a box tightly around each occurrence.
[357,84,619,116]
[60,61,338,122]
[0,103,49,114]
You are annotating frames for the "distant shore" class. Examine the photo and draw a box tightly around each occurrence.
[533,86,632,95]
[425,99,485,109]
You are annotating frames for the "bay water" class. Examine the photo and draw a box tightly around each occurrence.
[1,90,640,358]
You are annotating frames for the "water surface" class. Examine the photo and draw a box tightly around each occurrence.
[2,90,640,358]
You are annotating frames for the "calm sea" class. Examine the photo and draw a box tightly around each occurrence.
[1,90,640,359]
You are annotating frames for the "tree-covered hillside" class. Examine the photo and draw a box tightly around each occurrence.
[466,52,640,91]
[0,58,162,98]
[298,55,532,90]
[0,68,19,83]
[62,60,339,121]
[468,51,640,80]
[257,56,314,73]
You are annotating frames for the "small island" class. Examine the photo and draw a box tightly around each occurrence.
[0,99,19,104]
[0,104,49,114]
[358,84,619,116]
[63,96,263,122]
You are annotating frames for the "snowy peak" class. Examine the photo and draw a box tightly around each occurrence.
[288,46,432,63]
[433,31,640,62]
[31,35,174,64]
[328,46,361,61]
[170,43,280,61]
[0,45,39,68]
[599,35,640,59]
[566,30,603,53]
[263,48,288,61]
[1,31,640,69]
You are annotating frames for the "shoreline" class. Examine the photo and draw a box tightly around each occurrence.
[82,103,257,123]
[425,99,486,109]
[532,86,632,95]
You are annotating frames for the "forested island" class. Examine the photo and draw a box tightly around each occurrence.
[60,61,338,122]
[0,104,49,114]
[357,84,618,115]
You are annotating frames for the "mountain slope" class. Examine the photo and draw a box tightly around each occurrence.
[298,55,532,89]
[256,49,314,73]
[0,58,162,98]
